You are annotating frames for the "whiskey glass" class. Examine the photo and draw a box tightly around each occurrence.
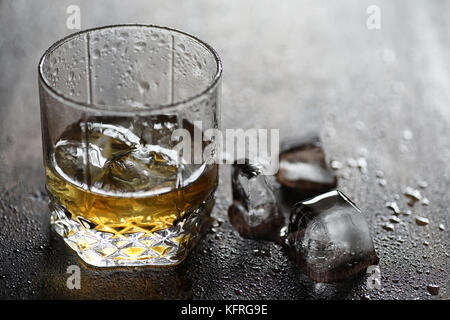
[38,24,222,267]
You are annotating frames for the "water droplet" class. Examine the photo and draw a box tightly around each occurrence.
[402,130,413,140]
[418,180,428,189]
[386,201,400,215]
[402,209,412,216]
[134,41,146,51]
[382,222,395,231]
[404,187,422,206]
[92,49,101,59]
[375,170,384,178]
[139,80,150,93]
[415,216,429,226]
[330,160,342,170]
[389,216,401,223]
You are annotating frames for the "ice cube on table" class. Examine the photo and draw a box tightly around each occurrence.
[228,160,284,242]
[276,135,337,203]
[285,190,379,283]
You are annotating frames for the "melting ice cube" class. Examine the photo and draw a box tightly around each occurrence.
[228,160,284,241]
[285,190,379,283]
[276,135,337,203]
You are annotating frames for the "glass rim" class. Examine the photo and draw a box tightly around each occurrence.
[38,23,222,115]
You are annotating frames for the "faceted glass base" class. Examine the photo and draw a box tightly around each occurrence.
[50,196,214,267]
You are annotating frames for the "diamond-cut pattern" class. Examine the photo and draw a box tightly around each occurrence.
[50,196,213,267]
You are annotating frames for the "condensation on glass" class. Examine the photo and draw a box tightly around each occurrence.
[38,25,222,267]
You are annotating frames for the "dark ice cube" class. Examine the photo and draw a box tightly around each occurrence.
[285,190,379,283]
[228,160,284,241]
[276,135,337,203]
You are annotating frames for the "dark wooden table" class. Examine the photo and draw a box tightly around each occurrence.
[0,0,448,299]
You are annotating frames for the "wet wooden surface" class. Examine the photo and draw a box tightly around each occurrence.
[0,0,448,299]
